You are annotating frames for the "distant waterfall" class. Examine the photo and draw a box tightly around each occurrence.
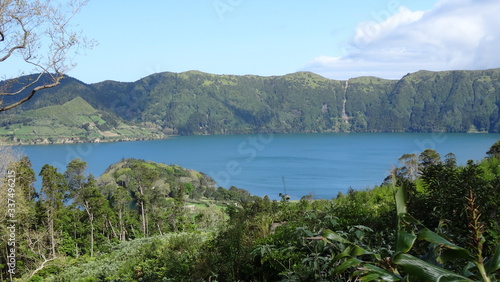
[342,79,349,125]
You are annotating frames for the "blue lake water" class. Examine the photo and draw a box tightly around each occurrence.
[17,133,500,200]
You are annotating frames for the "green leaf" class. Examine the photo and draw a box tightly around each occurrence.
[394,185,408,216]
[417,228,474,263]
[462,261,476,278]
[359,273,381,281]
[332,252,351,262]
[396,231,417,253]
[394,253,472,281]
[345,245,370,257]
[322,229,349,244]
[334,257,363,274]
[417,229,458,246]
[361,264,401,281]
[484,245,500,274]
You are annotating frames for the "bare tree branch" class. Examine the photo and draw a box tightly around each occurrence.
[0,0,93,111]
[0,73,44,96]
[0,16,28,62]
[0,74,64,112]
[28,257,57,280]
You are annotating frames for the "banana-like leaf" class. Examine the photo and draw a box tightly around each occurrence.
[396,230,417,253]
[417,228,474,263]
[394,253,472,281]
[394,185,408,216]
[359,264,401,281]
[484,245,500,274]
[400,213,423,226]
[334,257,363,274]
[332,252,350,262]
[346,244,370,256]
[359,273,382,282]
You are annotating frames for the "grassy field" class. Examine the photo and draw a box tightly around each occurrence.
[0,97,165,145]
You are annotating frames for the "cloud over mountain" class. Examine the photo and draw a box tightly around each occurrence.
[305,0,500,79]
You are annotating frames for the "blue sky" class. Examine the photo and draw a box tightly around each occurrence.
[40,0,500,83]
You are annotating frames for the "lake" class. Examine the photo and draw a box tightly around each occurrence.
[17,133,500,200]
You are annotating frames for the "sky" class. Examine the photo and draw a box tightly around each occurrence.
[9,0,500,83]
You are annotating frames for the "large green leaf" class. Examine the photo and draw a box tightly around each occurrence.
[357,264,401,281]
[334,257,363,274]
[416,228,474,263]
[394,185,408,216]
[396,230,417,253]
[394,253,472,281]
[417,228,462,247]
[484,245,500,274]
[345,244,370,257]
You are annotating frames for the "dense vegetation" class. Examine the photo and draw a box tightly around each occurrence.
[1,140,500,281]
[2,69,500,141]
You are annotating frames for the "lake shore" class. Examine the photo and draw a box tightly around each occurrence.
[0,134,169,146]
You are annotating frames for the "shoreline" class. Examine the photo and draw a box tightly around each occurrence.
[0,134,170,146]
[1,131,495,147]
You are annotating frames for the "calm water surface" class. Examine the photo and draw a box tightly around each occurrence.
[18,133,500,200]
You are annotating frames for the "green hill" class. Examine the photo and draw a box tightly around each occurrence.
[0,97,164,145]
[2,68,500,141]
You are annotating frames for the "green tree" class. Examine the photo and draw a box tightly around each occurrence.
[108,184,133,241]
[486,139,500,158]
[73,175,108,257]
[419,148,441,168]
[64,158,88,199]
[0,154,38,279]
[129,161,160,237]
[39,164,67,258]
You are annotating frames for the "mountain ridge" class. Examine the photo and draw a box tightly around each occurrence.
[2,68,500,142]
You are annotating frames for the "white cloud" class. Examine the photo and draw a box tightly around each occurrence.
[304,0,500,80]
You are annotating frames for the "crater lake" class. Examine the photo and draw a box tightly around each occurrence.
[17,133,500,200]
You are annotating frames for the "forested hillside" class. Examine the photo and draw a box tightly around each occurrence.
[2,68,500,140]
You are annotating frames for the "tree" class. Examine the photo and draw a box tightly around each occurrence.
[398,153,419,180]
[74,175,107,257]
[419,148,441,168]
[0,146,19,179]
[39,164,67,258]
[0,0,92,111]
[64,158,87,199]
[129,161,160,237]
[444,152,457,167]
[108,184,132,241]
[486,139,500,158]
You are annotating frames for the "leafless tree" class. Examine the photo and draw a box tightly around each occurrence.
[0,0,93,112]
